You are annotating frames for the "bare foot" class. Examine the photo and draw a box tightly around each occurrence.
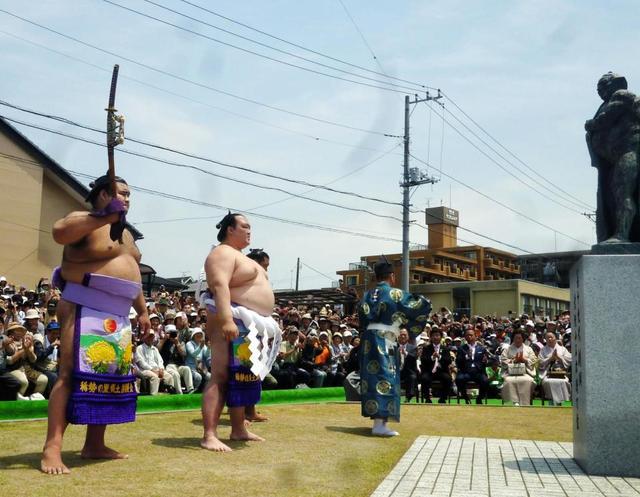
[41,446,70,475]
[200,435,232,452]
[230,429,265,442]
[245,412,268,422]
[80,446,128,460]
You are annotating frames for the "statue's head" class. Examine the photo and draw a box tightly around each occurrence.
[597,72,628,100]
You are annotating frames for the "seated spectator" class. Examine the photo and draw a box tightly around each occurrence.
[174,312,191,343]
[330,332,348,379]
[0,333,21,400]
[539,331,571,406]
[420,327,453,404]
[4,322,48,400]
[135,330,181,395]
[485,357,504,398]
[147,313,163,346]
[455,328,489,404]
[158,324,193,393]
[397,328,419,402]
[501,329,537,406]
[23,308,44,342]
[277,326,309,388]
[299,332,326,387]
[315,331,339,385]
[343,336,361,374]
[33,321,61,396]
[185,327,208,391]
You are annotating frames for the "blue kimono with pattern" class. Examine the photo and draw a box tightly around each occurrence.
[358,282,431,421]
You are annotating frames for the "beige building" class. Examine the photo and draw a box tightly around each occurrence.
[410,279,569,319]
[0,118,141,288]
[337,207,520,296]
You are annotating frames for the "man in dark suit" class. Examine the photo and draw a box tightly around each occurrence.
[398,328,419,402]
[455,327,489,404]
[420,326,452,403]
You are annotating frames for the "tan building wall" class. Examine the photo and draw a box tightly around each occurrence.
[411,279,570,318]
[472,288,518,317]
[0,130,86,287]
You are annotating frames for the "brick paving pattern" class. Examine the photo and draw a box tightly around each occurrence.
[371,437,640,497]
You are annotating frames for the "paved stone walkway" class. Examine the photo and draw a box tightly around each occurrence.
[371,436,640,497]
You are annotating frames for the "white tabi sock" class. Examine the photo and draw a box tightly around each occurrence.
[372,419,399,437]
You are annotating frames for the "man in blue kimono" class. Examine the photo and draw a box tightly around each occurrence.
[358,258,431,436]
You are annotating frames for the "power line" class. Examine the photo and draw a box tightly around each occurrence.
[0,28,405,158]
[246,142,402,212]
[1,147,537,254]
[0,218,51,235]
[410,153,591,247]
[0,8,400,138]
[0,99,402,207]
[0,113,579,253]
[0,139,541,255]
[66,170,406,243]
[101,0,413,95]
[0,114,405,223]
[0,149,405,243]
[133,0,424,94]
[177,0,435,91]
[300,261,335,282]
[441,91,595,211]
[336,0,388,78]
[425,100,587,216]
[413,222,532,254]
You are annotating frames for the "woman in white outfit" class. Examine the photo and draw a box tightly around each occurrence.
[501,329,536,406]
[538,331,571,406]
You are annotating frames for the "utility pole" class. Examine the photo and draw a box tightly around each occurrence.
[401,91,443,292]
[295,257,300,291]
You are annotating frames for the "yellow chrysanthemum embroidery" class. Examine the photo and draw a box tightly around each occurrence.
[122,344,133,365]
[237,342,252,362]
[86,341,116,372]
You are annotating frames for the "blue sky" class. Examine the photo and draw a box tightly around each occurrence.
[1,0,638,289]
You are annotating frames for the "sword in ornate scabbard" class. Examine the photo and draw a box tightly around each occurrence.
[105,64,125,197]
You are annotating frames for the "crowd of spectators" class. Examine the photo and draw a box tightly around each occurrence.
[0,272,573,407]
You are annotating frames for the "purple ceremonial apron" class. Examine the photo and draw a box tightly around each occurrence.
[226,317,261,408]
[202,293,262,408]
[54,268,141,425]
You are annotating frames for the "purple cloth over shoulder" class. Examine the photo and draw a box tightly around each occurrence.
[56,268,141,425]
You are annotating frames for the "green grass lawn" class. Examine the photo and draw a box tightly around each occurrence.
[0,402,572,497]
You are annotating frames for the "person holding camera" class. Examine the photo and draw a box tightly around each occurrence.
[135,329,180,394]
[158,324,193,393]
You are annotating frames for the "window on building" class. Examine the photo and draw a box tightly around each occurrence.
[346,275,358,286]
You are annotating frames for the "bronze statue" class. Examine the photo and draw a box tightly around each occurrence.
[585,72,640,246]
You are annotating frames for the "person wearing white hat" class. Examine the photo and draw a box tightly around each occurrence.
[185,328,209,391]
[4,322,49,400]
[135,330,179,395]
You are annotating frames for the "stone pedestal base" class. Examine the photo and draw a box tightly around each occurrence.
[571,255,640,478]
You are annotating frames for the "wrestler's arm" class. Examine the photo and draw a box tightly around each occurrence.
[52,211,119,245]
[205,247,238,340]
[132,292,150,335]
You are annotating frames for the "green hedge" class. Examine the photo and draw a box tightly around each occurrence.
[0,387,347,422]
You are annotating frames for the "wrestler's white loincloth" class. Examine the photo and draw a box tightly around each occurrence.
[201,292,282,380]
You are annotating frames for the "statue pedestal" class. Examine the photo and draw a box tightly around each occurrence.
[570,255,640,477]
